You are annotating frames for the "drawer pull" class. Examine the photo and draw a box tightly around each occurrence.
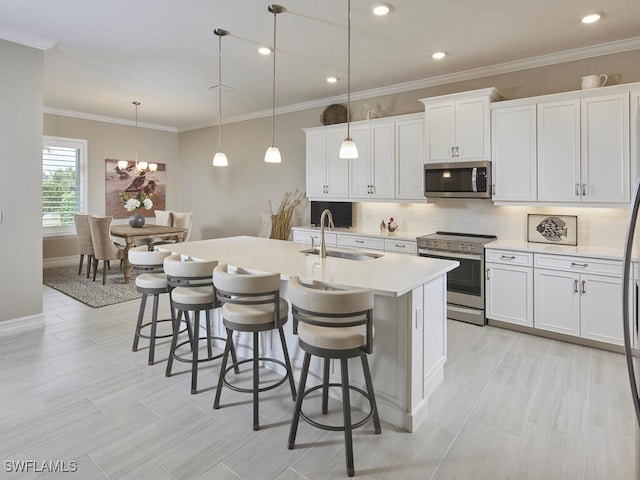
[355,240,364,244]
[571,262,588,268]
[500,255,516,260]
[395,244,406,248]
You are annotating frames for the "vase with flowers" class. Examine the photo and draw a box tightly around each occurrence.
[120,191,153,228]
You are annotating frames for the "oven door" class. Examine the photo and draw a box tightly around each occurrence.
[418,249,484,309]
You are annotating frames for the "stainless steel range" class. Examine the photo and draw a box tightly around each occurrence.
[416,231,497,326]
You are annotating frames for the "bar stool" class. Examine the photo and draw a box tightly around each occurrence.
[286,276,381,478]
[129,246,173,365]
[212,263,296,431]
[163,254,238,394]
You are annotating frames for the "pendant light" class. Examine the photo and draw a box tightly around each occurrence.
[265,5,284,164]
[339,0,358,159]
[213,28,229,167]
[122,101,157,174]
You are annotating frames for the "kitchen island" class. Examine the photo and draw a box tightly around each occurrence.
[163,236,458,432]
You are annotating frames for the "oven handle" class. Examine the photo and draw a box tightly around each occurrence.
[418,249,482,261]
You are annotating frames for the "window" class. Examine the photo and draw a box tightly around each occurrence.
[42,136,88,235]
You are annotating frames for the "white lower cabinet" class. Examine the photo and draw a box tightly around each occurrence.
[486,248,629,346]
[485,249,534,327]
[533,254,625,345]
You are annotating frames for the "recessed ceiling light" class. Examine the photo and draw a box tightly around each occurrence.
[432,51,446,60]
[581,12,602,24]
[258,46,272,55]
[326,76,339,84]
[372,3,394,16]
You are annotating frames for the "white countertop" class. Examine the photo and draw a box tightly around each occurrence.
[162,236,458,297]
[486,239,627,261]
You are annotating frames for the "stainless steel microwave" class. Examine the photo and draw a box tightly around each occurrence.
[424,161,491,199]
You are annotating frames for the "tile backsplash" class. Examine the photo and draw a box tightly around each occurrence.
[355,200,629,247]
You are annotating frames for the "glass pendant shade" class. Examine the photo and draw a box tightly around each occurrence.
[148,163,158,172]
[264,145,281,163]
[117,160,129,170]
[339,137,359,159]
[212,151,229,167]
[137,161,148,170]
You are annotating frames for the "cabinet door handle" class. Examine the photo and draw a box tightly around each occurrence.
[574,279,578,293]
[582,184,587,196]
[581,280,586,294]
[455,146,460,157]
[451,146,455,157]
[500,255,516,260]
[571,262,588,268]
[486,268,490,280]
[371,185,375,194]
[492,184,496,195]
[575,184,580,196]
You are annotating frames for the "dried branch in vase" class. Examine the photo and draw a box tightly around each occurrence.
[268,189,306,240]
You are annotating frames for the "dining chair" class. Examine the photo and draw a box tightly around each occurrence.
[172,211,193,242]
[73,213,95,279]
[88,216,126,285]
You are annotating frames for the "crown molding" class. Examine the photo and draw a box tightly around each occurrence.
[46,36,640,133]
[43,107,177,132]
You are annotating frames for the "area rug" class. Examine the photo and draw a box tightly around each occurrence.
[43,265,141,308]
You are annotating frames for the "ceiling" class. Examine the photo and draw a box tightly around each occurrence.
[1,0,640,131]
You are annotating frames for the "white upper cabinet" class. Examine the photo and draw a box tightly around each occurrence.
[305,125,350,199]
[349,120,395,199]
[580,93,630,203]
[395,117,425,199]
[538,93,630,203]
[492,84,636,206]
[421,88,503,164]
[491,104,537,201]
[305,113,424,201]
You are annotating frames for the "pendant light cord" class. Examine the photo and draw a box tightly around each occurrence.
[347,0,351,139]
[133,101,140,166]
[218,32,223,151]
[271,8,277,146]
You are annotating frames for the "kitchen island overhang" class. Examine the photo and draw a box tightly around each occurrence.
[161,236,458,432]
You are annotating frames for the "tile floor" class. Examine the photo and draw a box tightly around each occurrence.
[0,286,636,479]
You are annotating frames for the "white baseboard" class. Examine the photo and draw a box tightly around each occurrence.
[44,255,78,269]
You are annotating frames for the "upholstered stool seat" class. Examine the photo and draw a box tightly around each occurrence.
[129,246,173,366]
[212,264,296,431]
[286,276,382,477]
[164,254,237,394]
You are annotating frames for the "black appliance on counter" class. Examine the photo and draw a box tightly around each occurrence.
[416,231,497,326]
[310,201,352,228]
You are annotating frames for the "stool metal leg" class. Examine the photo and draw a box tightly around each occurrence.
[340,358,355,477]
[132,293,148,352]
[205,309,213,359]
[361,354,382,434]
[322,358,330,414]
[148,293,160,365]
[214,328,234,409]
[288,352,311,450]
[278,326,297,400]
[165,307,182,377]
[191,310,200,394]
[253,331,260,431]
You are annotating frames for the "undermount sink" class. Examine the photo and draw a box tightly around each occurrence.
[299,248,383,261]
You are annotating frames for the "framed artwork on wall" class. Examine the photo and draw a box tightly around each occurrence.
[105,159,166,218]
[527,214,578,245]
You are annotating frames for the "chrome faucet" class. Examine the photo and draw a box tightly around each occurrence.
[319,209,334,258]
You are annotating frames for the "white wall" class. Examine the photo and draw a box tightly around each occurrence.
[0,40,43,322]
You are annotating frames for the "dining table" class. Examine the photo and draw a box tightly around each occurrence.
[110,223,186,283]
